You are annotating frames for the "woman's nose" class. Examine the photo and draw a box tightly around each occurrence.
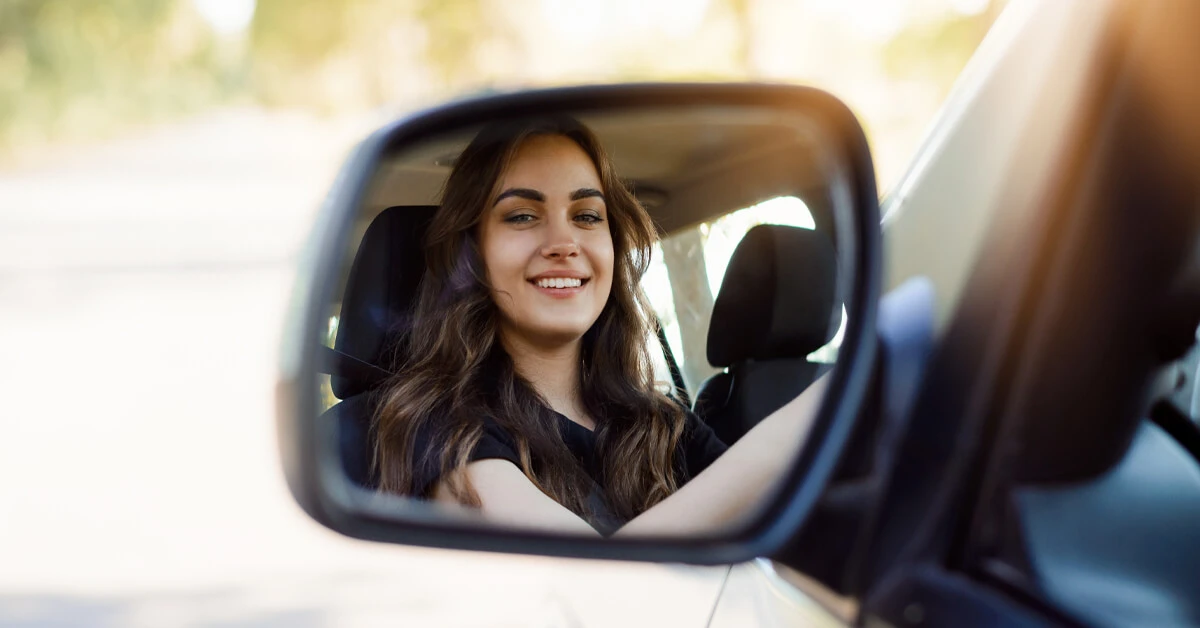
[540,217,579,258]
[541,240,579,258]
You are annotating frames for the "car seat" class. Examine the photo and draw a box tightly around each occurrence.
[321,205,438,488]
[693,224,841,445]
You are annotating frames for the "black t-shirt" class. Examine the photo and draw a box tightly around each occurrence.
[410,406,728,534]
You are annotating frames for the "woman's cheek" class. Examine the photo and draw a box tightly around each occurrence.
[493,235,529,288]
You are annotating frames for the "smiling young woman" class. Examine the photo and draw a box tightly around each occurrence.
[371,116,826,536]
[478,133,616,376]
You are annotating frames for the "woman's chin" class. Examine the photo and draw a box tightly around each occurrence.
[521,321,596,348]
[542,327,592,345]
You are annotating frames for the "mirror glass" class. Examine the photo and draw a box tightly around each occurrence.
[313,103,858,538]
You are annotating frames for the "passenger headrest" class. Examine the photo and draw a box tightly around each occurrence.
[332,205,438,399]
[707,225,841,367]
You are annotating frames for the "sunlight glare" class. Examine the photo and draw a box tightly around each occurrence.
[192,0,256,36]
[810,0,909,41]
[951,0,990,16]
[540,0,711,42]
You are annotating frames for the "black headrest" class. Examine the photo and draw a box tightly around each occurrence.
[706,225,840,367]
[332,205,438,399]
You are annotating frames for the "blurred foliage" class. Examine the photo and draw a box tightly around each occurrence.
[248,0,391,108]
[0,0,510,153]
[882,3,1003,98]
[0,0,235,151]
[414,0,487,88]
[0,0,1004,157]
[248,0,502,111]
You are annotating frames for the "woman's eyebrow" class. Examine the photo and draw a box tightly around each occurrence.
[570,188,605,203]
[493,187,544,206]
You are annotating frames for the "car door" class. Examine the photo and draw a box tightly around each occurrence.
[921,0,1200,621]
[882,1,1199,626]
[709,0,1200,625]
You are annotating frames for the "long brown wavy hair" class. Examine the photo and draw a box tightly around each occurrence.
[371,116,687,522]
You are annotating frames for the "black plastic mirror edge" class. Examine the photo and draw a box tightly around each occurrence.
[276,82,881,565]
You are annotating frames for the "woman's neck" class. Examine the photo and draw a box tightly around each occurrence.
[500,332,593,429]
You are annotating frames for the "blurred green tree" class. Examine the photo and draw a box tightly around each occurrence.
[248,0,505,111]
[0,0,227,152]
[0,0,1006,162]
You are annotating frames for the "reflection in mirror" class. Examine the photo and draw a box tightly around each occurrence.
[315,106,855,538]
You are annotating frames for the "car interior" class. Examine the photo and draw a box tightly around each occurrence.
[696,222,841,446]
[315,107,850,491]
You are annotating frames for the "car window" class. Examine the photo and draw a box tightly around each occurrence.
[644,195,844,395]
[320,315,340,411]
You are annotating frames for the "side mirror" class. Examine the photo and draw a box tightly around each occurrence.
[275,83,880,565]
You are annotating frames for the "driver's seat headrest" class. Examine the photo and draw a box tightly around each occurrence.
[332,205,438,399]
[706,224,841,368]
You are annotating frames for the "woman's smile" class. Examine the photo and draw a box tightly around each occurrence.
[529,271,591,297]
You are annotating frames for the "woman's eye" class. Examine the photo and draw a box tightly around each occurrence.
[504,213,535,224]
[575,212,604,224]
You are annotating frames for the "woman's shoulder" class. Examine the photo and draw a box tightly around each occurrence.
[408,409,524,497]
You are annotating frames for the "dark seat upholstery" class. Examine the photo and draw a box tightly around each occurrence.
[323,205,438,488]
[693,224,841,445]
[331,205,438,399]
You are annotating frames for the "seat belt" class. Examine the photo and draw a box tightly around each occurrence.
[656,322,691,408]
[318,345,393,391]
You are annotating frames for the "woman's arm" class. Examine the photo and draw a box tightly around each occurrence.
[433,459,603,536]
[433,376,829,537]
[615,376,827,536]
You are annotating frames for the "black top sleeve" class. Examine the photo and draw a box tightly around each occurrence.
[410,418,523,498]
[679,408,729,482]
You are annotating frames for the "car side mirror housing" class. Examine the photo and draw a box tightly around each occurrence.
[275,83,882,566]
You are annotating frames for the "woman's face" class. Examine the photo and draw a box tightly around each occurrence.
[478,134,615,349]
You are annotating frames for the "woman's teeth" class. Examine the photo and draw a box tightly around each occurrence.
[535,277,583,289]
